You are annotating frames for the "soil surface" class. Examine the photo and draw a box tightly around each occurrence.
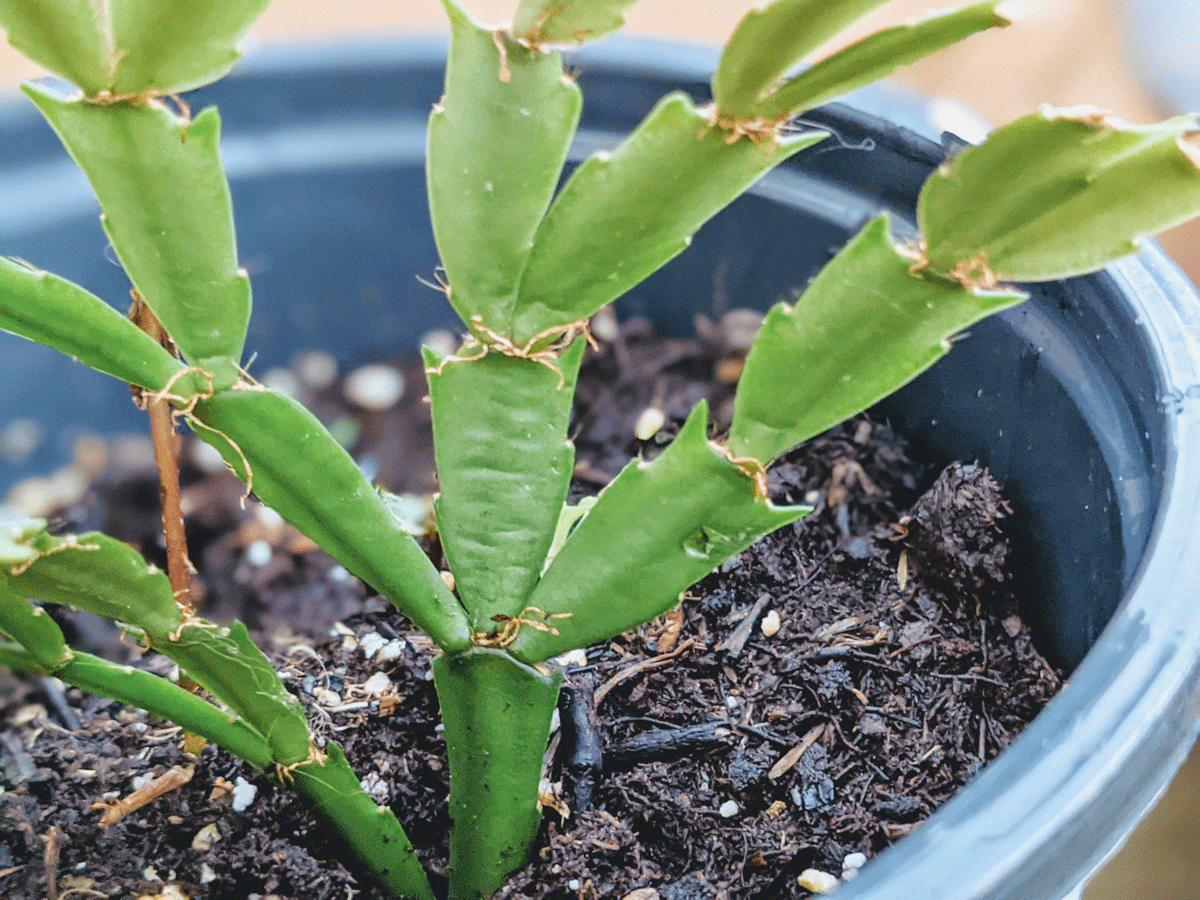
[0,313,1063,900]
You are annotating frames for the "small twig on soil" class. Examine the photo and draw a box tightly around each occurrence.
[717,592,773,657]
[42,825,59,900]
[559,675,603,812]
[92,764,195,827]
[606,720,731,762]
[926,671,1005,687]
[767,723,826,780]
[594,636,697,706]
[732,722,793,750]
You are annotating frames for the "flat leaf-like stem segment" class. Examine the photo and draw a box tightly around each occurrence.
[427,341,584,630]
[0,583,274,768]
[512,0,639,46]
[0,258,208,394]
[434,648,562,900]
[919,107,1200,282]
[0,529,433,899]
[713,0,891,120]
[191,387,472,652]
[753,2,1014,122]
[291,743,437,900]
[510,93,826,345]
[26,84,250,388]
[428,0,581,333]
[3,525,312,764]
[728,214,1024,464]
[0,0,271,97]
[509,403,806,663]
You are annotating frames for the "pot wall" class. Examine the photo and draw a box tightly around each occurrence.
[1,39,1199,900]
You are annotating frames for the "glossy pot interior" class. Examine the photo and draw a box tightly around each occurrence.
[1,38,1199,900]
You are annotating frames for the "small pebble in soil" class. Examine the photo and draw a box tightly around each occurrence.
[760,608,781,637]
[567,879,581,891]
[192,822,221,851]
[796,868,840,894]
[343,364,405,411]
[359,632,387,659]
[718,800,739,818]
[554,648,589,668]
[245,540,272,567]
[293,349,339,389]
[231,776,257,812]
[362,671,392,696]
[634,405,666,441]
[261,366,301,398]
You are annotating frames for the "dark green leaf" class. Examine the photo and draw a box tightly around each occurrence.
[728,214,1024,463]
[510,403,805,663]
[919,108,1200,281]
[427,341,584,629]
[511,92,825,344]
[428,0,581,331]
[755,2,1015,121]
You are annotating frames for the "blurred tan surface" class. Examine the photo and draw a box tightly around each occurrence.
[0,2,1197,898]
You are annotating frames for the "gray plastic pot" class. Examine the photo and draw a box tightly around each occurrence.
[2,38,1199,900]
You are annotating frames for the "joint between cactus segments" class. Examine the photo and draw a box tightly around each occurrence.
[274,743,329,786]
[472,606,574,649]
[425,315,597,388]
[702,104,784,148]
[710,442,769,502]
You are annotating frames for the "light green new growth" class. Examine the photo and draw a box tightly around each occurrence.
[3,0,1200,898]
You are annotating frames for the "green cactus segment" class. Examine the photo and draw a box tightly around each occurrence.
[728,214,1024,464]
[0,590,70,670]
[0,601,274,769]
[429,0,581,332]
[713,0,890,119]
[919,109,1200,282]
[6,526,184,639]
[64,651,276,769]
[25,84,249,389]
[427,341,584,630]
[434,648,562,900]
[290,743,436,900]
[0,258,204,393]
[2,522,310,763]
[0,0,271,97]
[191,387,472,652]
[167,620,311,765]
[511,93,825,345]
[511,403,805,664]
[754,2,1014,122]
[512,0,640,45]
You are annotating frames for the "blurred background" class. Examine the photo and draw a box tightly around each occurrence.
[0,1,1196,897]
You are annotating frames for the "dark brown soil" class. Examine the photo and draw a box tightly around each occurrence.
[0,314,1062,900]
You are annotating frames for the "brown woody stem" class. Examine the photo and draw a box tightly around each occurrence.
[129,292,193,615]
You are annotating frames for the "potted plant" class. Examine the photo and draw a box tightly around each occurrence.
[3,1,1200,898]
